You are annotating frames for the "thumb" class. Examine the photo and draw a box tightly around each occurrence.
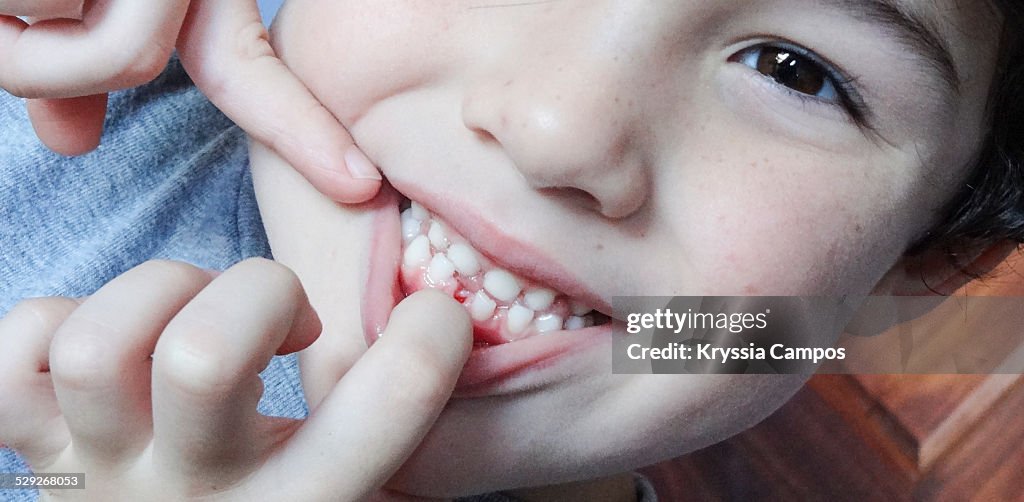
[176,0,382,204]
[247,290,472,501]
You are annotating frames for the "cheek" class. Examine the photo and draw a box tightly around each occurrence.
[273,0,453,125]
[658,146,916,296]
[703,210,888,296]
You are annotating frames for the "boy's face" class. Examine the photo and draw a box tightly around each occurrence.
[251,0,1000,496]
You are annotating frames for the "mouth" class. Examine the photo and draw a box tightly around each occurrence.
[398,198,611,344]
[361,183,613,392]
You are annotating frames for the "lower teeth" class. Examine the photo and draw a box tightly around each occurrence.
[399,198,604,339]
[535,313,563,333]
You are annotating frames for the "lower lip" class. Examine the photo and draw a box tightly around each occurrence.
[455,324,611,395]
[361,185,609,393]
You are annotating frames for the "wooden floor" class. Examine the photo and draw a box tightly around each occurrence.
[640,255,1024,501]
[640,375,1024,501]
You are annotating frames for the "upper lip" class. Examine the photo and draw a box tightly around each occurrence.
[388,179,613,317]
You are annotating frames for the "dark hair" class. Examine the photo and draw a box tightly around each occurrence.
[909,1,1024,269]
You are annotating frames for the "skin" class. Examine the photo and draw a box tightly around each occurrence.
[0,261,474,501]
[250,0,1004,497]
[0,0,383,202]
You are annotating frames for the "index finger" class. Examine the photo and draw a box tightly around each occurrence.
[177,0,383,204]
[248,290,472,501]
[0,0,189,98]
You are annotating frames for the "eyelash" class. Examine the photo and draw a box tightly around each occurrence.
[730,42,870,126]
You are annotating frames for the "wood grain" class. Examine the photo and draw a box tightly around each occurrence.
[637,254,1024,500]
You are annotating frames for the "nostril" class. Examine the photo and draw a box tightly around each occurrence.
[538,186,601,214]
[472,128,499,144]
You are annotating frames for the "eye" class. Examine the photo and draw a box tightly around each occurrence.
[734,45,839,101]
[730,42,871,126]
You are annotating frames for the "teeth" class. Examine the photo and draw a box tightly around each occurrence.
[534,313,563,333]
[564,316,589,330]
[402,199,603,337]
[524,288,555,311]
[403,235,431,268]
[446,243,480,277]
[410,201,430,220]
[483,270,521,303]
[426,253,455,283]
[569,300,591,316]
[470,290,497,321]
[507,304,534,335]
[401,209,422,242]
[428,221,449,250]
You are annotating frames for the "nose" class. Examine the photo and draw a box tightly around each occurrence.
[461,51,649,219]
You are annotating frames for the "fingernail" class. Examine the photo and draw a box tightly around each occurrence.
[344,147,382,181]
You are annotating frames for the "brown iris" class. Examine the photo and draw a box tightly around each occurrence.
[756,47,827,96]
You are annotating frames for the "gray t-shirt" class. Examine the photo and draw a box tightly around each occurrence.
[0,58,306,501]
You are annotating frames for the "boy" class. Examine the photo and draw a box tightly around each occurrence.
[2,0,1022,499]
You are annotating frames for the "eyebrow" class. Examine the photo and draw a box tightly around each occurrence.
[824,0,961,93]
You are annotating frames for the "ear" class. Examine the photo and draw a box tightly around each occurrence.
[872,240,1020,296]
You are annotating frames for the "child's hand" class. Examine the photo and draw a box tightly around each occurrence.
[0,0,382,203]
[0,259,471,501]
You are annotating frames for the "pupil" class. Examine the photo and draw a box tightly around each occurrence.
[756,47,825,96]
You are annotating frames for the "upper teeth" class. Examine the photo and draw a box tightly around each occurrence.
[426,253,456,284]
[483,270,522,303]
[402,209,422,242]
[403,235,431,267]
[410,201,430,220]
[446,243,480,276]
[570,299,592,316]
[524,288,555,311]
[401,199,602,337]
[428,221,449,250]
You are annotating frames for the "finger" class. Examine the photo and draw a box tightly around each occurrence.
[0,297,77,464]
[26,94,107,156]
[49,261,213,465]
[0,0,188,99]
[177,0,383,204]
[151,258,321,479]
[0,0,82,19]
[252,290,472,500]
